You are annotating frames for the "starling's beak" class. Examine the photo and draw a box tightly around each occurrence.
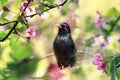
[56,24,61,28]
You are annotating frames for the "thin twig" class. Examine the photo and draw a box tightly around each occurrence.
[38,53,54,60]
[30,77,43,80]
[0,21,19,42]
[77,51,86,54]
[58,0,68,6]
[37,50,87,61]
[25,13,37,18]
[14,29,27,40]
[0,21,17,26]
[25,0,68,18]
[21,0,31,16]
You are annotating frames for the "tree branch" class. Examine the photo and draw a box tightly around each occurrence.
[105,16,120,38]
[21,0,31,16]
[38,50,87,61]
[38,53,54,60]
[0,0,32,42]
[25,0,68,18]
[108,16,120,34]
[18,50,87,66]
[0,21,17,26]
[0,21,18,42]
[0,0,68,42]
[58,0,68,6]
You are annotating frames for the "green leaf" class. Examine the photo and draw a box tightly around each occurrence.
[60,4,69,15]
[10,38,32,61]
[113,54,120,67]
[45,0,53,3]
[7,58,38,77]
[0,70,6,78]
[0,30,9,39]
[85,17,96,33]
[106,7,118,17]
[9,16,18,28]
[0,17,9,23]
[17,16,28,27]
[12,15,18,21]
[106,64,111,76]
[115,55,120,79]
[10,46,32,60]
[117,68,120,79]
[35,5,44,16]
[110,60,117,80]
[85,37,95,47]
[0,0,8,10]
[16,22,23,29]
[0,11,9,17]
[73,67,85,76]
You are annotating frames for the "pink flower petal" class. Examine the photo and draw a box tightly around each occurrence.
[47,64,65,80]
[66,17,76,27]
[19,0,32,13]
[93,53,107,73]
[94,17,102,28]
[25,26,37,39]
[94,53,104,61]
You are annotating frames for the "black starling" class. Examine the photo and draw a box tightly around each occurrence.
[53,22,76,69]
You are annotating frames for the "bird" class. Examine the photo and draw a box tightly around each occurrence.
[53,22,76,69]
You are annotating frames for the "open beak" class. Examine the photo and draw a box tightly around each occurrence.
[56,24,61,28]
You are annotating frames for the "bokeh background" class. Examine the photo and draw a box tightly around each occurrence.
[1,0,120,80]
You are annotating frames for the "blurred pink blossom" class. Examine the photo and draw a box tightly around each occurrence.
[93,53,107,73]
[94,11,108,28]
[25,26,37,39]
[19,1,32,13]
[47,63,65,80]
[66,17,76,27]
[102,22,108,29]
[94,11,102,27]
[96,10,101,15]
[100,41,108,49]
[94,17,102,28]
[94,36,108,48]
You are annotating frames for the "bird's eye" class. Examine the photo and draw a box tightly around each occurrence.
[64,27,68,32]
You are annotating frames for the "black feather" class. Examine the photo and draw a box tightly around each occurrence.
[53,22,76,69]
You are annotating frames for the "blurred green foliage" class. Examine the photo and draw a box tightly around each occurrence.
[0,0,8,10]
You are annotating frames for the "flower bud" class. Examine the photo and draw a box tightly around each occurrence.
[2,6,10,11]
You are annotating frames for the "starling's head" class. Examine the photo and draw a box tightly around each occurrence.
[56,22,71,35]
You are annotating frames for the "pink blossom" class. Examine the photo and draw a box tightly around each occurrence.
[99,41,108,49]
[94,11,108,28]
[2,6,10,11]
[66,17,76,27]
[93,53,107,73]
[102,22,108,29]
[19,1,32,13]
[47,64,65,80]
[94,36,108,48]
[94,17,102,28]
[25,26,37,39]
[96,10,101,15]
[94,11,102,28]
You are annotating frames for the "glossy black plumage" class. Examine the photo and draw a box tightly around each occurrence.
[53,22,76,69]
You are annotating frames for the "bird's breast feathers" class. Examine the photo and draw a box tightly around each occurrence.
[57,35,69,41]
